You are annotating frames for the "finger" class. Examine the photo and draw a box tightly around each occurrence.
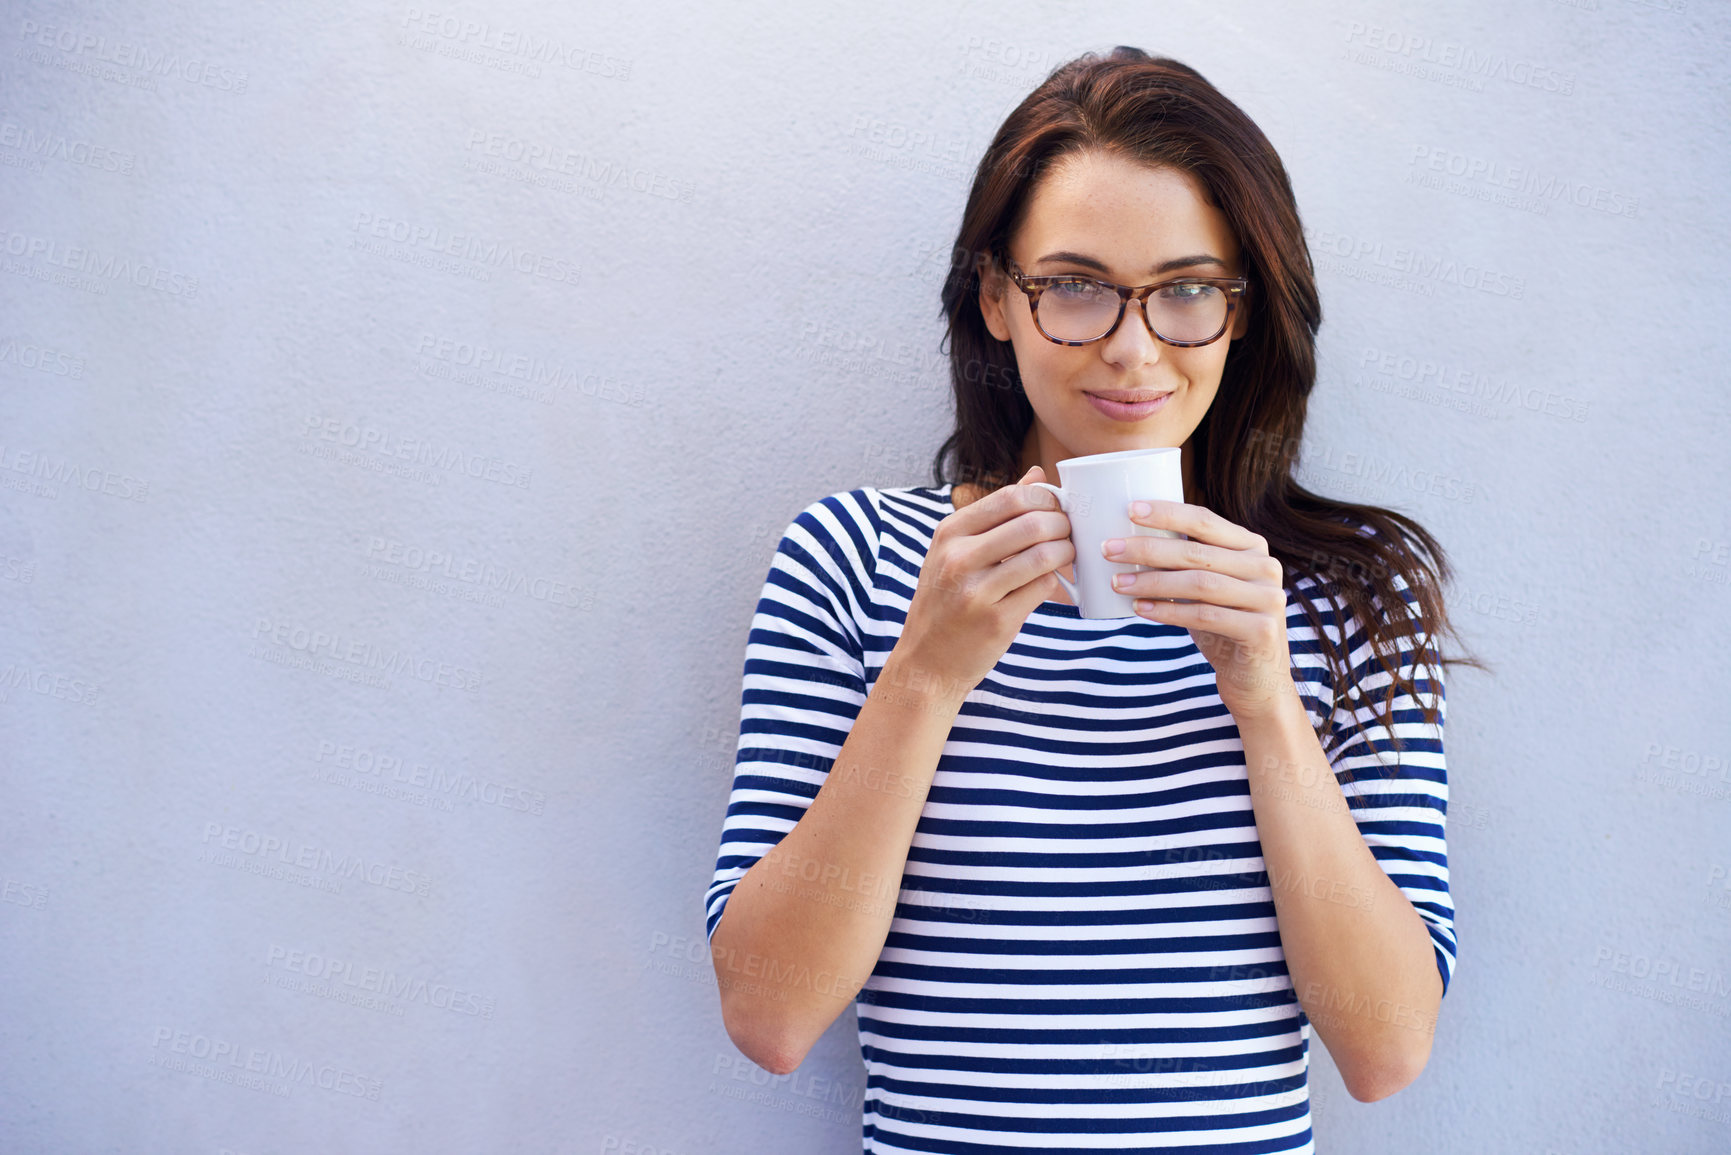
[1132,596,1282,641]
[1128,499,1267,553]
[974,532,1075,606]
[1000,564,1068,619]
[936,479,1068,596]
[945,469,1058,537]
[1106,533,1285,587]
[927,479,1068,602]
[1112,566,1288,613]
[966,503,1070,570]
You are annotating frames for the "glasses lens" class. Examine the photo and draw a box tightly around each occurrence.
[1145,282,1229,343]
[1034,279,1121,342]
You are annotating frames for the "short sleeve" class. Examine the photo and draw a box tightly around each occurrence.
[702,490,879,945]
[1325,566,1457,998]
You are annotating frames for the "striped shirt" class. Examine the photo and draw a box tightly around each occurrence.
[704,484,1455,1153]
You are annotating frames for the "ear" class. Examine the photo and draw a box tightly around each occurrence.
[977,253,1012,343]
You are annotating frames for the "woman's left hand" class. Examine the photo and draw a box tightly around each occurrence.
[1103,499,1298,722]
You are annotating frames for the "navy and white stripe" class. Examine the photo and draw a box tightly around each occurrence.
[705,485,1454,1153]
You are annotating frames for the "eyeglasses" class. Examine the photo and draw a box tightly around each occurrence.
[999,255,1249,347]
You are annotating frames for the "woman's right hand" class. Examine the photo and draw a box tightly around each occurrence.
[893,465,1076,696]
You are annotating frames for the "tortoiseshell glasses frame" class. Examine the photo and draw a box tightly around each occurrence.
[998,254,1251,348]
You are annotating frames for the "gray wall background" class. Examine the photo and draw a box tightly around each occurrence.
[2,1,1728,1152]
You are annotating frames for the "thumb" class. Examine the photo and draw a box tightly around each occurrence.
[1020,465,1045,481]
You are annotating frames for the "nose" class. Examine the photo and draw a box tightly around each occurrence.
[1101,297,1163,366]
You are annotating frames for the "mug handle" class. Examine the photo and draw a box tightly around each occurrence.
[1029,482,1082,604]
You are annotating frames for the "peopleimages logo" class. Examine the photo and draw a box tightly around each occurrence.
[415,333,650,408]
[266,944,496,1018]
[463,131,693,201]
[149,1027,381,1100]
[0,116,135,174]
[0,442,149,502]
[1408,145,1639,218]
[0,662,100,707]
[17,19,250,91]
[302,413,533,490]
[0,229,198,297]
[201,822,433,897]
[314,738,548,815]
[349,211,580,286]
[1355,346,1588,423]
[0,338,85,377]
[251,614,485,691]
[399,8,631,78]
[1342,21,1576,95]
[1305,227,1525,299]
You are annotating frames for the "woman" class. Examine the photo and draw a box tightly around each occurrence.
[704,46,1472,1153]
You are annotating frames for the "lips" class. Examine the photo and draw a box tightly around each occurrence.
[1084,391,1173,421]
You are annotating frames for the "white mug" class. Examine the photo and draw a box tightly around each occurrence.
[1031,447,1188,619]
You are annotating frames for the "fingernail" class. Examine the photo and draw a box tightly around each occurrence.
[1131,501,1152,518]
[1103,538,1125,557]
[1113,573,1131,589]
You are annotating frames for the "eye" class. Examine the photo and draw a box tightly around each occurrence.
[1157,282,1220,305]
[1047,278,1110,301]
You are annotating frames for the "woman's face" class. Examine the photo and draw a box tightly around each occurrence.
[980,149,1250,469]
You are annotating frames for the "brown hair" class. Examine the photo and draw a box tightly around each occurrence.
[930,46,1486,773]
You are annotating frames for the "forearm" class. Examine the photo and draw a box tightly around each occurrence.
[1237,690,1443,1102]
[711,646,966,1074]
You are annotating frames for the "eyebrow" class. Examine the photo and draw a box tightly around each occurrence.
[1033,250,1229,276]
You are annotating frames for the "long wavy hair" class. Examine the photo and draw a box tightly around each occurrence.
[931,47,1486,771]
